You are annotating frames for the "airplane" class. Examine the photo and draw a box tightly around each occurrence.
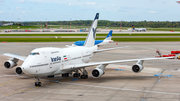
[73,30,114,46]
[128,25,146,32]
[3,13,173,87]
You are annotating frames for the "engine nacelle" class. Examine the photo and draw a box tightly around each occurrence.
[92,68,104,78]
[15,67,24,75]
[4,60,17,69]
[132,64,144,73]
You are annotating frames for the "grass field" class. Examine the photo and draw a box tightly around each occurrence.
[1,38,180,42]
[1,33,180,36]
[1,25,180,31]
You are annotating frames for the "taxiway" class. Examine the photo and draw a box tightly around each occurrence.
[0,42,180,101]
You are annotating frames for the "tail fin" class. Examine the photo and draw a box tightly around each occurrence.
[104,30,113,40]
[84,13,99,47]
[132,25,135,30]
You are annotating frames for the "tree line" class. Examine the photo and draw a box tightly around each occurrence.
[2,20,180,28]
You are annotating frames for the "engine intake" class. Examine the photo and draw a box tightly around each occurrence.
[92,68,104,78]
[4,60,17,69]
[132,64,144,73]
[15,67,24,75]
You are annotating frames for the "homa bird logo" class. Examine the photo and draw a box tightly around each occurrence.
[51,56,61,62]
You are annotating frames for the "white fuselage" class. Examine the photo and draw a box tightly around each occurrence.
[21,46,98,77]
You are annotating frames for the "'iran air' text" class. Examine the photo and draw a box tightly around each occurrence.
[51,56,61,62]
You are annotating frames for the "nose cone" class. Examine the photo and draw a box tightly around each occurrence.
[21,64,31,75]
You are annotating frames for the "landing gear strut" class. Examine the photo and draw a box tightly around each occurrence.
[35,77,41,87]
[80,68,88,79]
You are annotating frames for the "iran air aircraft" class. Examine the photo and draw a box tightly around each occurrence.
[73,30,114,46]
[3,13,172,87]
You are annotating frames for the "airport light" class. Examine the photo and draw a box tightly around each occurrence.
[120,20,122,32]
[18,18,20,30]
[70,18,72,29]
[11,21,12,31]
[148,22,149,32]
[46,18,47,29]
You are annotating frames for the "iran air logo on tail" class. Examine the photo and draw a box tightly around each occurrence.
[51,56,61,62]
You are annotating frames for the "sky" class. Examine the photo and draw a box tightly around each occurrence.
[0,0,180,21]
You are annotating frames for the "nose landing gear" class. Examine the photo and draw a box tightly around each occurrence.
[35,77,41,87]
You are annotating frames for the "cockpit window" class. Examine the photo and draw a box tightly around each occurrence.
[30,52,40,55]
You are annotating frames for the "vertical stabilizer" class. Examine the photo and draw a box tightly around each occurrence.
[104,30,113,40]
[84,13,99,47]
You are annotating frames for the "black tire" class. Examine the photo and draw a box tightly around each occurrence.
[78,73,80,77]
[73,73,77,77]
[80,75,84,79]
[38,82,42,87]
[85,75,88,79]
[35,82,38,86]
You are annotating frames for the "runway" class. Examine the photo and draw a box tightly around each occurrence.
[1,30,180,34]
[1,36,180,38]
[0,42,180,101]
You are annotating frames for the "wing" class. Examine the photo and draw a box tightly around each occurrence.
[61,57,173,71]
[3,53,27,61]
[94,46,129,53]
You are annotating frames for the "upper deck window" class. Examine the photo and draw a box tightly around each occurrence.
[30,52,40,55]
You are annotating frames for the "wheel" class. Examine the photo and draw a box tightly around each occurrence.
[35,82,41,87]
[38,82,42,87]
[35,82,38,86]
[80,75,88,79]
[85,75,88,79]
[66,73,69,77]
[78,73,80,77]
[73,73,81,77]
[73,73,77,77]
[80,75,84,79]
[47,75,54,78]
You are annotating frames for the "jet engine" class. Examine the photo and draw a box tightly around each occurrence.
[15,66,24,75]
[132,60,144,73]
[91,64,107,78]
[92,68,104,78]
[4,59,18,69]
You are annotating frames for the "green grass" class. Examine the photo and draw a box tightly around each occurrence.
[1,25,180,31]
[1,33,180,36]
[113,38,180,42]
[1,38,180,42]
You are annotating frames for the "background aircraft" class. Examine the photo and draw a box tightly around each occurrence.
[73,30,113,46]
[128,25,146,32]
[3,13,172,87]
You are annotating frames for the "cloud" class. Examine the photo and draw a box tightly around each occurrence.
[112,4,115,7]
[0,11,3,13]
[22,11,25,13]
[150,11,156,13]
[86,2,96,5]
[68,3,72,6]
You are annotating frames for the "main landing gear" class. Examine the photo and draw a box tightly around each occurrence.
[73,70,81,77]
[62,73,69,77]
[62,68,89,79]
[35,77,41,87]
